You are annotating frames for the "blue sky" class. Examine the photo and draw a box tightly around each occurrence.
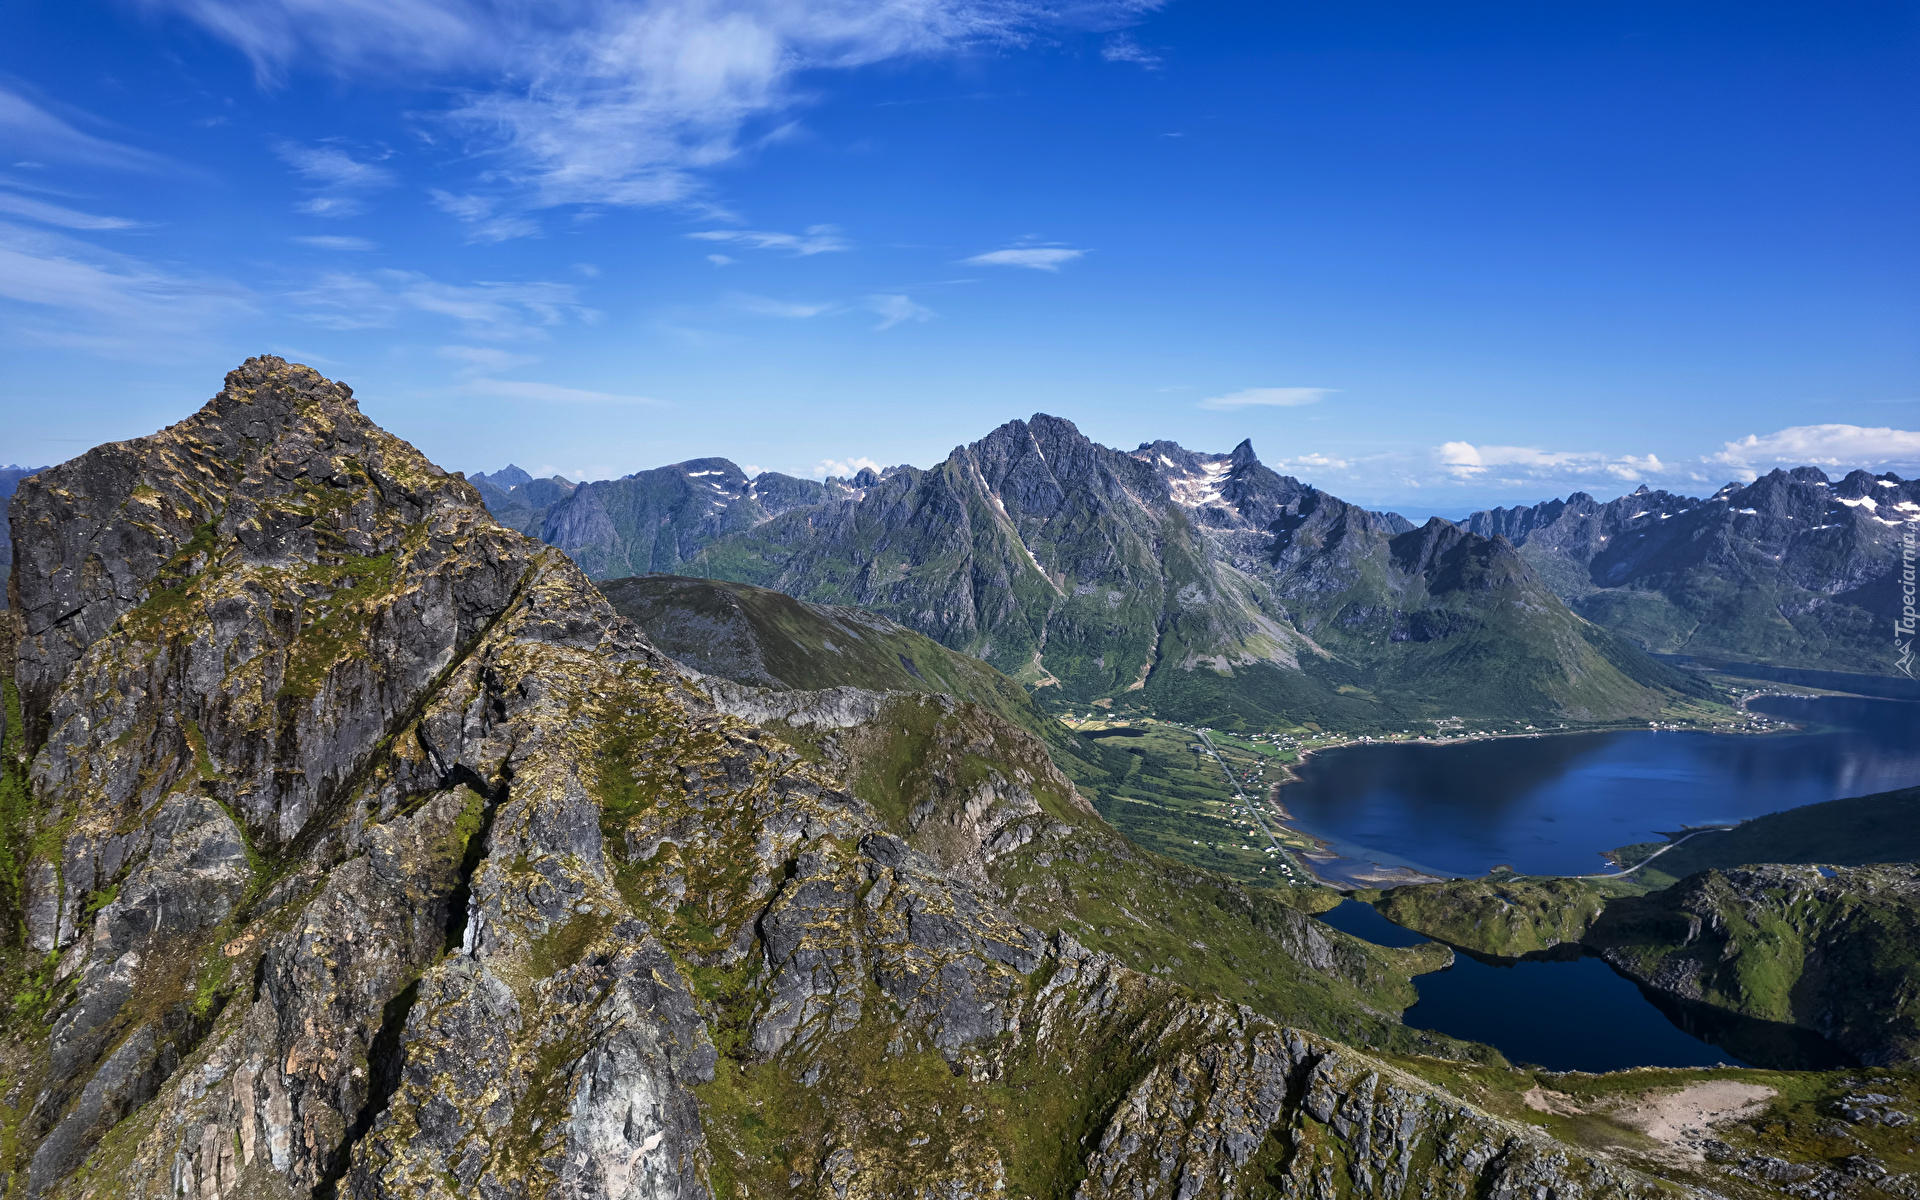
[2,0,1916,515]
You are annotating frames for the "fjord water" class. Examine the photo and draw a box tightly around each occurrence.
[1280,695,1920,880]
[1316,900,1852,1072]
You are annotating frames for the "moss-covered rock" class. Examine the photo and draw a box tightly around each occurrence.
[1588,864,1920,1066]
[1375,876,1613,957]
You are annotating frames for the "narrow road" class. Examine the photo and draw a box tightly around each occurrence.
[1192,730,1313,885]
[1564,827,1733,880]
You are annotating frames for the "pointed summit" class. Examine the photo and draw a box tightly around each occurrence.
[1229,439,1259,468]
[473,463,534,490]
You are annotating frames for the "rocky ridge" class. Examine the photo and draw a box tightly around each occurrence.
[0,358,1707,1199]
[533,460,868,580]
[1465,470,1919,674]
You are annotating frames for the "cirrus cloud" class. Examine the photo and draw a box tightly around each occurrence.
[289,268,594,339]
[140,0,1166,237]
[964,246,1084,271]
[1199,387,1333,411]
[690,225,848,255]
[460,377,659,405]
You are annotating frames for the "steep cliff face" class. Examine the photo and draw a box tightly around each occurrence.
[1465,470,1919,674]
[3,359,1699,1200]
[0,464,45,603]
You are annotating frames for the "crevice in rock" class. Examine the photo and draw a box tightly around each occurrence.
[314,978,420,1200]
[279,559,536,868]
[440,761,506,954]
[314,761,505,1199]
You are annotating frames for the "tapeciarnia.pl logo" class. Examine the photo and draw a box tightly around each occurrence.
[1899,524,1917,679]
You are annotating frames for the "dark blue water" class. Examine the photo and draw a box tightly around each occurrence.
[1316,900,1852,1072]
[1281,696,1920,879]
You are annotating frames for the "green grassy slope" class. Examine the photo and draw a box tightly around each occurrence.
[1588,864,1920,1065]
[1626,784,1920,890]
[599,574,1032,705]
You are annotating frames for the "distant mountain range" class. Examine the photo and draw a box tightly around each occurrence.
[472,418,1722,729]
[472,431,1915,709]
[1464,468,1919,675]
[469,460,870,576]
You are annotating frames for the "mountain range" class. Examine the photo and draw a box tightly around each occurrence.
[472,419,1715,730]
[3,356,1719,1199]
[1465,469,1919,674]
[473,426,1913,725]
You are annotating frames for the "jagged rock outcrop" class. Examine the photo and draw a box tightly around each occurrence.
[2,359,1705,1200]
[0,464,44,602]
[1051,941,1674,1200]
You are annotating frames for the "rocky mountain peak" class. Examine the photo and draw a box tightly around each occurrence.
[10,355,480,750]
[470,463,533,490]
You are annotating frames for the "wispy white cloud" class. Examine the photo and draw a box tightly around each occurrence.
[1199,387,1333,411]
[275,141,395,217]
[0,85,172,172]
[1100,33,1159,66]
[814,454,882,479]
[706,252,736,266]
[965,245,1084,271]
[139,0,1164,233]
[460,378,660,405]
[1435,441,1667,483]
[689,225,848,255]
[292,234,378,250]
[864,293,932,329]
[1423,423,1920,493]
[1710,424,1920,479]
[732,293,836,318]
[0,190,141,230]
[429,189,542,242]
[1271,452,1351,471]
[0,219,250,359]
[438,344,540,376]
[290,269,593,339]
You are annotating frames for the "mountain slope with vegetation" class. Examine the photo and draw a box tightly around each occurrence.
[1587,863,1920,1067]
[2,358,1711,1200]
[1465,470,1919,675]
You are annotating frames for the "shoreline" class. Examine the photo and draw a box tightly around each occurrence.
[1229,716,1816,890]
[1065,690,1866,892]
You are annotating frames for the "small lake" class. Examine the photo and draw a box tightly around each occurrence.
[1279,695,1920,881]
[1316,899,1853,1072]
